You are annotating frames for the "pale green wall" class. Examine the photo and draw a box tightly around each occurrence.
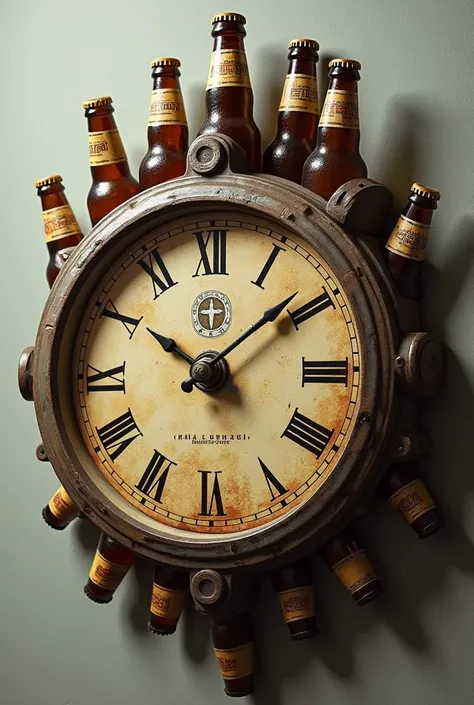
[1,0,474,703]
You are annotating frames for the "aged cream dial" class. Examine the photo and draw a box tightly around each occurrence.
[73,212,362,536]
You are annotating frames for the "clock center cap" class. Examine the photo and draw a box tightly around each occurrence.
[190,350,229,393]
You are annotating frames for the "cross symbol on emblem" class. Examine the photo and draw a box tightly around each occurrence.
[201,298,224,330]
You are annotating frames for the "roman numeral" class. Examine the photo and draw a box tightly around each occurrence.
[86,362,126,393]
[101,301,142,338]
[96,409,142,461]
[138,248,177,298]
[258,458,287,501]
[282,409,333,458]
[193,229,228,276]
[251,242,286,289]
[302,358,349,386]
[288,287,335,330]
[199,471,226,516]
[135,450,176,504]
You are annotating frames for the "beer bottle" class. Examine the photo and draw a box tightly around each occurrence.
[148,565,189,635]
[84,533,134,604]
[42,485,80,530]
[139,57,189,191]
[320,532,382,606]
[302,58,367,200]
[211,613,254,697]
[270,559,318,640]
[384,183,440,299]
[262,39,319,183]
[198,12,261,172]
[83,96,139,226]
[380,463,444,538]
[35,175,83,287]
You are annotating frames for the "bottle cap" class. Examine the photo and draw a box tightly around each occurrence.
[289,38,319,50]
[82,96,113,109]
[411,183,441,200]
[151,57,181,68]
[35,174,62,188]
[329,58,361,70]
[211,11,246,24]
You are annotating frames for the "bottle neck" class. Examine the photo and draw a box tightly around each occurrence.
[277,54,318,130]
[87,109,131,180]
[147,72,188,150]
[38,183,68,211]
[403,195,436,226]
[212,30,246,53]
[316,75,360,149]
[38,183,82,250]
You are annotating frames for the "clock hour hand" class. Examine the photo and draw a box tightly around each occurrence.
[147,328,195,365]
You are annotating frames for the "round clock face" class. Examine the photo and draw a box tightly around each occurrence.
[73,212,362,538]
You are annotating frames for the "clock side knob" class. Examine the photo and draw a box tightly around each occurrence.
[396,332,445,396]
[187,134,248,177]
[18,345,35,401]
[191,569,228,606]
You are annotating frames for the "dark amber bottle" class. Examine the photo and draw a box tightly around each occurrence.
[263,38,319,183]
[84,533,134,604]
[385,183,440,299]
[380,463,444,538]
[198,11,261,171]
[302,58,367,200]
[271,559,318,639]
[321,532,382,605]
[211,613,254,697]
[139,57,189,191]
[42,486,80,530]
[35,174,83,287]
[83,96,139,226]
[148,565,189,635]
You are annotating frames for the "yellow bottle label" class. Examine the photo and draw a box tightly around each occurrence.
[150,584,188,620]
[385,214,430,261]
[88,129,126,166]
[333,550,377,595]
[389,479,436,524]
[214,642,253,680]
[279,74,318,114]
[206,49,251,89]
[89,551,132,590]
[277,586,316,623]
[48,486,77,521]
[319,89,359,129]
[148,88,187,126]
[42,204,82,243]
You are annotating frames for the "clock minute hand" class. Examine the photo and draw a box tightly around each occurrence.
[210,291,298,366]
[147,328,195,365]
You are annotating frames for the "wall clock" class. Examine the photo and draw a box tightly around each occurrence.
[18,134,444,696]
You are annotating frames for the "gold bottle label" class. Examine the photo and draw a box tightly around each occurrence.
[88,129,126,166]
[206,49,251,89]
[42,205,81,243]
[89,551,132,590]
[150,584,188,619]
[385,215,430,261]
[389,479,436,524]
[333,550,377,595]
[279,74,318,114]
[48,486,77,521]
[319,89,359,129]
[214,642,253,680]
[277,586,316,623]
[148,88,187,126]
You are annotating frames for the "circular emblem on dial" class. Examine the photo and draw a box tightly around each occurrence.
[191,290,232,338]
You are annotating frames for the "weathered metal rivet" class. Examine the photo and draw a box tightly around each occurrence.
[191,569,227,606]
[395,356,405,368]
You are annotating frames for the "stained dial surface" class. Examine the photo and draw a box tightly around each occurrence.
[74,214,362,536]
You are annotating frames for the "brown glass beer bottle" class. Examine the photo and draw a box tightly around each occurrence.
[263,39,319,183]
[84,533,134,604]
[380,463,444,538]
[320,532,382,606]
[139,58,189,191]
[83,96,139,226]
[302,58,367,200]
[271,559,318,640]
[211,613,254,697]
[42,485,80,530]
[384,183,440,299]
[198,12,261,171]
[148,565,189,635]
[35,175,83,287]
